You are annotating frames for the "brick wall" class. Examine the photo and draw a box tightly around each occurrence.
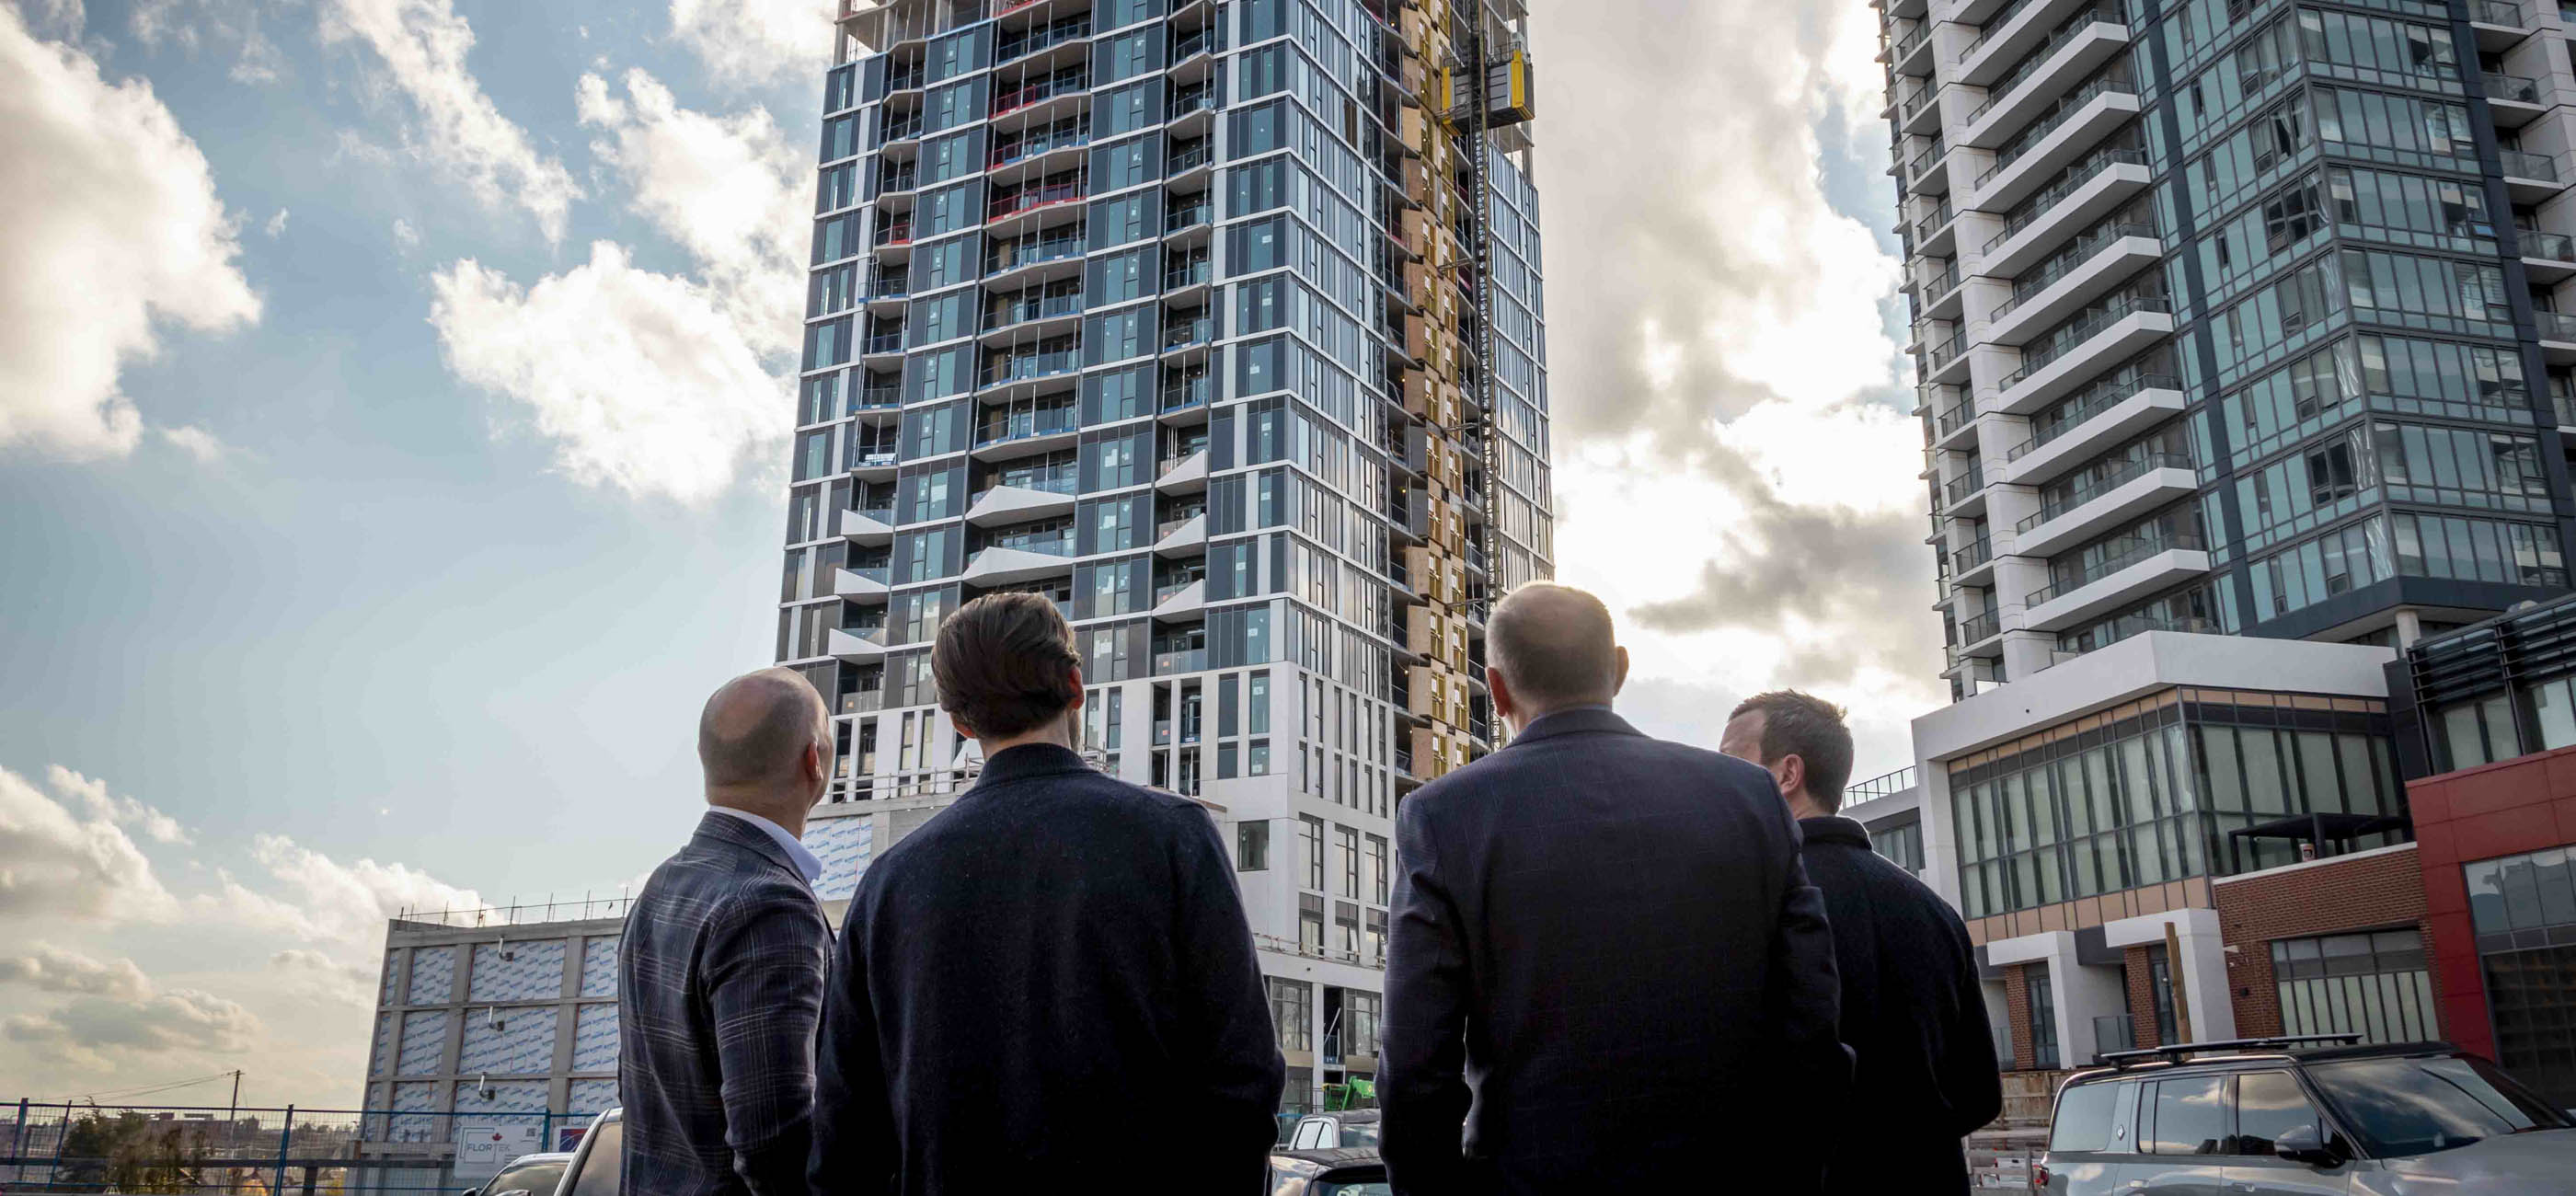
[2003,963,2033,1070]
[2210,845,2432,1041]
[2123,945,2161,1049]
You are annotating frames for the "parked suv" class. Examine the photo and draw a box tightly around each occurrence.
[2040,1035,2575,1194]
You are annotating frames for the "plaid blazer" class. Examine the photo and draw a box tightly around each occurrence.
[620,811,831,1196]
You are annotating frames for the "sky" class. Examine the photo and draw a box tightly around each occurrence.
[0,0,1933,1108]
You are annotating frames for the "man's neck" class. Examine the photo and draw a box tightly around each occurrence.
[1506,700,1612,737]
[1785,793,1834,823]
[978,729,1074,757]
[708,794,810,839]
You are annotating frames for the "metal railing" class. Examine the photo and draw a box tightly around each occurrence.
[1959,609,2002,643]
[1908,134,1950,181]
[2478,0,2525,27]
[2537,310,2576,341]
[1958,0,2042,61]
[1938,395,1978,436]
[1846,765,1919,802]
[1996,293,2171,391]
[2026,529,2207,605]
[0,1100,608,1196]
[1915,195,1957,242]
[2016,450,2191,533]
[394,896,635,926]
[1927,326,1970,374]
[1990,221,2156,322]
[1983,146,2151,254]
[1974,75,2137,191]
[1963,3,2128,129]
[2005,371,2181,460]
[1943,466,1987,508]
[1953,535,1995,573]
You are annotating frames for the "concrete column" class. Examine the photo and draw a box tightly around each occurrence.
[2106,908,2237,1043]
[1986,930,2129,1066]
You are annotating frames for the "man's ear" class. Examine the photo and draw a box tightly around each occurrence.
[1612,645,1630,696]
[1778,753,1807,798]
[1488,667,1517,721]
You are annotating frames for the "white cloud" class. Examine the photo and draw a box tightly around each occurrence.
[263,206,290,237]
[0,944,152,1001]
[431,71,805,504]
[317,0,581,240]
[45,765,190,845]
[392,216,420,247]
[576,68,806,356]
[0,761,487,1100]
[430,242,789,504]
[668,0,836,87]
[0,765,179,923]
[0,3,259,459]
[1527,0,1944,744]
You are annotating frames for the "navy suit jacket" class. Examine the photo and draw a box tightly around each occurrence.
[809,743,1283,1195]
[619,811,832,1196]
[1380,708,1850,1195]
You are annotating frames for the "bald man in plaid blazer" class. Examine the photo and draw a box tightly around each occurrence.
[620,670,836,1196]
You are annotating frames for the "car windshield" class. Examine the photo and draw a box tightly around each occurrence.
[565,1122,622,1196]
[2306,1055,2573,1157]
[486,1159,565,1196]
[1336,1121,1381,1147]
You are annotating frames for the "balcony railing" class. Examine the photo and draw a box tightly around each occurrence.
[1990,222,2156,322]
[862,330,904,355]
[1996,293,2171,391]
[1963,4,2128,129]
[2478,0,2524,27]
[1974,75,2138,191]
[1164,316,1214,351]
[2524,231,2576,261]
[993,70,1090,118]
[974,408,1078,446]
[978,469,1077,499]
[1937,396,1977,436]
[2026,529,2207,605]
[1901,81,1938,121]
[2005,371,2182,460]
[1957,0,2042,61]
[1958,610,2002,644]
[1914,195,1956,242]
[2016,451,2192,533]
[1163,256,1213,290]
[1168,142,1213,174]
[996,17,1092,63]
[987,231,1087,276]
[980,350,1081,386]
[1154,648,1209,674]
[1924,260,1961,296]
[2502,148,2559,180]
[2485,73,2542,105]
[1167,200,1214,230]
[1892,22,1926,61]
[1953,535,1995,573]
[1160,376,1213,411]
[1983,146,2151,254]
[1927,327,1969,374]
[988,177,1086,220]
[984,290,1084,330]
[1907,135,1950,181]
[1943,467,1986,508]
[2538,310,2576,341]
[857,385,902,409]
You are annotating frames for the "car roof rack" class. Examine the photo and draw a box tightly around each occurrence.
[2095,1033,2362,1069]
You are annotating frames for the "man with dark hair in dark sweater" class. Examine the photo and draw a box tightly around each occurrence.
[1724,691,2003,1196]
[808,592,1283,1195]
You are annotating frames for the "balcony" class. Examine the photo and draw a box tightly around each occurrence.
[972,409,1079,459]
[2538,310,2576,365]
[1958,0,2098,86]
[1993,295,2175,413]
[861,329,904,358]
[965,479,1077,527]
[2502,149,2566,204]
[834,506,895,544]
[962,544,1075,587]
[986,177,1087,225]
[1163,315,1215,353]
[979,349,1080,389]
[2472,1,2533,52]
[1166,199,1215,236]
[2484,73,2545,128]
[827,627,889,662]
[1955,608,2005,653]
[1152,647,1209,675]
[2023,540,2212,631]
[1906,136,1954,194]
[982,289,1084,336]
[847,446,899,477]
[1925,327,1973,385]
[1920,261,1967,321]
[1935,395,1980,449]
[1969,79,2141,212]
[1899,79,1943,136]
[1983,222,2161,345]
[2521,230,2576,283]
[1154,512,1207,555]
[1952,535,1997,585]
[2001,373,2185,485]
[833,566,891,602]
[1891,21,1936,76]
[2011,452,2195,557]
[1941,466,1990,517]
[1156,447,1210,492]
[1980,146,2152,275]
[1914,195,1960,256]
[1958,7,2132,149]
[1152,578,1206,621]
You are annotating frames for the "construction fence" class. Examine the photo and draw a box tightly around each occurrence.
[0,1102,601,1196]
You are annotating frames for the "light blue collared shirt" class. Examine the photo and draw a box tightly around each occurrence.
[709,807,826,885]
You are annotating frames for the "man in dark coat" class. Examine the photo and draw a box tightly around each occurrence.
[808,592,1283,1194]
[1723,691,2003,1196]
[1380,583,1849,1195]
[620,668,836,1196]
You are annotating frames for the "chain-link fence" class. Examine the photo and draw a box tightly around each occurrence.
[0,1103,599,1196]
